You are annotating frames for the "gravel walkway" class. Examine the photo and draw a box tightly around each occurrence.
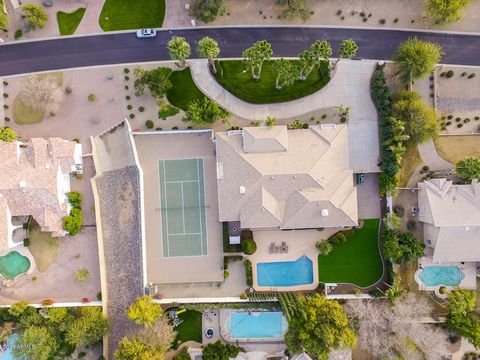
[438,97,480,113]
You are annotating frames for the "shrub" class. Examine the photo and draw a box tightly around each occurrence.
[65,86,72,94]
[241,233,257,255]
[475,116,480,121]
[41,299,54,306]
[407,219,417,231]
[22,3,48,29]
[224,270,229,279]
[3,93,8,98]
[340,116,347,123]
[74,268,90,284]
[97,292,102,300]
[316,241,333,256]
[2,81,7,86]
[88,94,96,102]
[461,72,468,77]
[321,113,327,119]
[329,232,347,244]
[3,105,8,109]
[159,103,181,120]
[379,18,386,24]
[337,10,342,15]
[302,123,309,129]
[14,30,23,39]
[446,121,452,126]
[244,260,253,286]
[446,70,454,78]
[439,286,446,295]
[172,126,178,130]
[456,117,461,122]
[393,205,405,217]
[129,114,135,119]
[447,114,453,119]
[62,207,82,235]
[124,68,130,74]
[78,352,86,358]
[23,238,30,247]
[124,76,129,81]
[127,104,132,110]
[126,95,130,100]
[145,120,154,129]
[310,115,316,121]
[468,73,476,79]
[124,85,129,90]
[66,191,83,208]
[457,123,464,128]
[240,293,248,300]
[464,118,471,123]
[394,18,399,23]
[139,106,145,112]
[422,165,430,172]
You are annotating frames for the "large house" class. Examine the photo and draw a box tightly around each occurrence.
[0,137,83,252]
[215,125,358,230]
[418,178,480,263]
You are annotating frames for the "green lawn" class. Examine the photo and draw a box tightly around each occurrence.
[173,310,202,348]
[166,67,207,111]
[13,97,45,125]
[99,0,165,31]
[214,60,330,104]
[318,219,383,288]
[57,8,86,36]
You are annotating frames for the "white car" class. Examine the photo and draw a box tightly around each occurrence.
[136,29,156,38]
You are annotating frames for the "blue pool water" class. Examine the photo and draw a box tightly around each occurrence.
[419,266,465,286]
[227,312,287,339]
[0,335,18,360]
[257,255,313,287]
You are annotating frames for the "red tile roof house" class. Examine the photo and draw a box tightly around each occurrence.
[0,137,83,256]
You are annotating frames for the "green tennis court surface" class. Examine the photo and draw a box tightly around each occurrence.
[159,159,207,257]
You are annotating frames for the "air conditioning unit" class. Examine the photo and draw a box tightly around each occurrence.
[239,186,246,194]
[321,209,329,217]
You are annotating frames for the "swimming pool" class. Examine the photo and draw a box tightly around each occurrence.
[257,255,313,287]
[0,334,18,359]
[225,311,287,339]
[419,266,465,286]
[0,252,30,280]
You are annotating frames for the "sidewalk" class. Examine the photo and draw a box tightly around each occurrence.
[417,138,454,171]
[190,59,380,173]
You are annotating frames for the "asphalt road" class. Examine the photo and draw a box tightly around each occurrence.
[1,27,480,76]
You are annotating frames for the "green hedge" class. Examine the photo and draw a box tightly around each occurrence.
[62,207,82,235]
[245,259,253,287]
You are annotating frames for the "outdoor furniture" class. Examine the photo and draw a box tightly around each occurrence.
[269,242,275,254]
[281,241,287,252]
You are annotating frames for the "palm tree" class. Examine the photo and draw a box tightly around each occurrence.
[167,36,191,67]
[264,116,277,127]
[333,39,358,68]
[385,276,406,306]
[273,58,297,89]
[455,156,480,180]
[197,36,220,74]
[242,40,273,80]
[298,40,332,80]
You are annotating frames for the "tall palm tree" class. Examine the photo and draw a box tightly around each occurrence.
[197,36,220,74]
[242,40,273,80]
[167,36,191,67]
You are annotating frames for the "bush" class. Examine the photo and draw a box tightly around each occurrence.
[336,10,342,15]
[158,103,180,120]
[41,299,54,306]
[74,268,90,284]
[475,116,479,121]
[316,241,333,256]
[447,114,453,119]
[446,70,454,78]
[457,123,464,128]
[329,232,347,244]
[14,30,23,40]
[78,352,86,359]
[439,286,446,295]
[224,270,229,279]
[422,165,430,172]
[124,85,129,90]
[139,106,145,112]
[145,120,154,129]
[321,113,327,119]
[464,118,470,123]
[2,81,7,86]
[66,191,83,208]
[124,76,129,81]
[129,114,135,119]
[446,121,452,126]
[3,93,8,98]
[245,260,253,287]
[127,104,132,110]
[88,94,96,102]
[240,293,248,300]
[22,3,48,29]
[174,347,191,360]
[23,238,30,247]
[126,95,130,100]
[62,207,82,235]
[407,219,417,231]
[3,105,8,109]
[468,73,476,79]
[241,234,257,255]
[456,117,461,122]
[461,72,468,77]
[124,68,130,74]
[65,86,72,94]
[379,18,386,24]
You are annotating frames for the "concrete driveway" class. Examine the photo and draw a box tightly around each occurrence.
[356,173,381,219]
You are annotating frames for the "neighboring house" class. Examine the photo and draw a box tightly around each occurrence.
[418,178,480,263]
[215,125,358,230]
[0,137,83,252]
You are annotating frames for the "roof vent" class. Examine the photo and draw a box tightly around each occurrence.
[239,186,246,194]
[19,181,27,188]
[45,163,50,169]
[465,226,470,231]
[271,176,274,180]
[321,209,329,217]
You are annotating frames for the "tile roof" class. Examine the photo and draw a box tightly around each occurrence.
[418,179,480,262]
[215,125,358,229]
[0,137,79,248]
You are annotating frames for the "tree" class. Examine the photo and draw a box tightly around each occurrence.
[446,289,480,348]
[455,156,480,180]
[384,212,402,230]
[115,316,175,360]
[22,4,48,30]
[18,75,65,114]
[182,97,230,125]
[278,0,312,21]
[427,0,471,24]
[174,347,191,360]
[62,207,82,235]
[392,90,438,148]
[385,276,406,306]
[13,326,57,360]
[264,116,277,127]
[382,229,425,263]
[393,37,442,84]
[0,10,10,30]
[167,37,191,67]
[126,295,162,328]
[242,40,273,80]
[273,58,298,89]
[285,295,356,359]
[298,40,332,80]
[316,241,333,256]
[66,191,83,208]
[197,37,220,74]
[191,0,226,23]
[45,307,68,323]
[338,39,358,61]
[8,301,30,317]
[202,340,242,360]
[133,67,172,99]
[65,307,108,347]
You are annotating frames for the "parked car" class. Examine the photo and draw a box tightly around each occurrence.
[136,29,156,38]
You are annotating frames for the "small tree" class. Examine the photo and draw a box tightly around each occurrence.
[127,295,162,328]
[0,127,17,142]
[0,10,10,30]
[382,229,425,263]
[66,307,109,347]
[167,37,191,67]
[18,75,65,114]
[13,326,57,360]
[9,301,30,317]
[264,116,277,127]
[385,276,406,306]
[336,39,358,64]
[384,212,402,230]
[133,67,172,99]
[197,37,220,74]
[298,40,332,80]
[316,241,333,256]
[455,156,480,180]
[242,40,273,80]
[427,0,470,24]
[202,340,242,360]
[62,207,82,235]
[191,0,226,23]
[446,289,480,348]
[22,3,48,30]
[273,58,298,90]
[182,98,230,125]
[393,37,442,84]
[74,268,90,284]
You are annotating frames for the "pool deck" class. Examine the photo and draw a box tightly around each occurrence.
[248,228,337,292]
[415,256,477,292]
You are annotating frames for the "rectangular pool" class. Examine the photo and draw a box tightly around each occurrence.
[257,255,313,287]
[226,311,287,339]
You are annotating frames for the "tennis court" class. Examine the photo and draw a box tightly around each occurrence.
[159,158,207,257]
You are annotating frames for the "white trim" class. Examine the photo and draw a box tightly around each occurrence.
[0,301,103,308]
